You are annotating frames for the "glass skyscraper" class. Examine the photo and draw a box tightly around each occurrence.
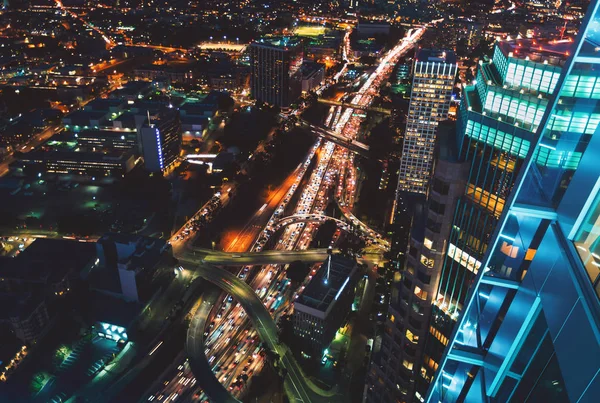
[426,0,600,401]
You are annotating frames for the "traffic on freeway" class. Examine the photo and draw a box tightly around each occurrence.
[142,25,424,403]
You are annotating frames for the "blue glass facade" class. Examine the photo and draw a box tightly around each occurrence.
[426,1,600,401]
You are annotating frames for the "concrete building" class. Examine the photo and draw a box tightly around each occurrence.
[250,37,303,108]
[301,62,325,93]
[427,2,600,400]
[92,233,175,303]
[292,254,359,355]
[0,293,51,343]
[397,49,457,196]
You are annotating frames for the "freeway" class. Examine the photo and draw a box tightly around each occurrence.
[179,261,322,403]
[299,120,371,156]
[271,213,386,247]
[149,23,423,403]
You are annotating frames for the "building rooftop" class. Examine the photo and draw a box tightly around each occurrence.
[253,36,302,49]
[87,291,142,328]
[296,254,357,313]
[83,98,126,113]
[97,233,171,273]
[496,38,571,65]
[0,292,45,321]
[19,147,135,164]
[416,49,457,66]
[63,110,108,126]
[0,238,96,284]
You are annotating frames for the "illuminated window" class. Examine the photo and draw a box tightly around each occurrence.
[403,359,414,370]
[420,255,434,269]
[525,248,537,261]
[423,237,433,249]
[447,243,482,273]
[406,329,419,343]
[414,286,428,300]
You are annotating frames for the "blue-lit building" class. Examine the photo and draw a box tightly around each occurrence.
[426,1,600,401]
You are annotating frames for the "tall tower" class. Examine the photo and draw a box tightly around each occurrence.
[425,1,600,401]
[397,50,457,196]
[250,37,303,108]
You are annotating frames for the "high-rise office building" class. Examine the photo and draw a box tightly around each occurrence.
[397,49,457,195]
[250,37,303,108]
[139,110,181,173]
[426,1,600,400]
[366,123,470,403]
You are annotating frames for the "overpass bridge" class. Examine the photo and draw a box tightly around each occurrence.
[182,247,336,266]
[298,120,370,157]
[317,98,392,115]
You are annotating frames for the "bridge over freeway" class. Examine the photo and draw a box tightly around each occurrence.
[298,120,370,157]
[317,98,392,115]
[183,247,337,266]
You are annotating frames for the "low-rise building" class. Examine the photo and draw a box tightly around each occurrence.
[301,62,325,93]
[0,293,51,343]
[90,233,175,303]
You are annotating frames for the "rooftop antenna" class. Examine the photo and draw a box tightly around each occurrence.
[147,110,151,127]
[560,20,567,40]
[325,246,333,285]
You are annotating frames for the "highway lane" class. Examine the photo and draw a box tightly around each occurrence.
[186,286,238,403]
[179,260,317,403]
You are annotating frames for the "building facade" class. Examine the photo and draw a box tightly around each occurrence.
[250,37,303,108]
[397,50,457,195]
[424,2,600,401]
[140,110,181,173]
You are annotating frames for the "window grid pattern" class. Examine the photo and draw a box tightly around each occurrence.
[504,60,560,94]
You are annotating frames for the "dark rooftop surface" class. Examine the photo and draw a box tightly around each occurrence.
[0,239,96,284]
[296,254,356,312]
[87,291,142,328]
[416,49,457,66]
[0,292,45,321]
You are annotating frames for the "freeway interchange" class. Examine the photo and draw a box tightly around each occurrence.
[142,26,424,403]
